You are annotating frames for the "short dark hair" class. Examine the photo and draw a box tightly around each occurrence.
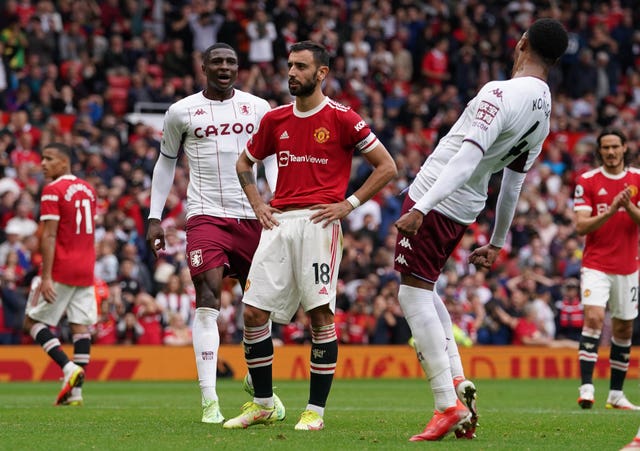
[290,40,330,67]
[595,127,630,165]
[44,142,72,160]
[202,42,236,61]
[527,18,568,65]
[597,127,627,147]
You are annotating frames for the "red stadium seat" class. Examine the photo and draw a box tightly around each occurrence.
[107,74,131,90]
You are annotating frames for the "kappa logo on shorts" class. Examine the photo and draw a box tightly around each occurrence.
[395,254,408,266]
[190,249,203,267]
[398,237,412,250]
[318,286,328,295]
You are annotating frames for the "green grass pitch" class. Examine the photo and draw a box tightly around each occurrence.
[1,378,638,450]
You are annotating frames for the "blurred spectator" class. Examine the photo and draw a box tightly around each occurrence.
[94,235,119,284]
[281,305,311,345]
[116,311,144,344]
[246,8,277,69]
[155,273,191,326]
[163,312,192,346]
[134,293,163,345]
[92,298,118,345]
[370,294,411,344]
[4,197,37,238]
[555,278,584,341]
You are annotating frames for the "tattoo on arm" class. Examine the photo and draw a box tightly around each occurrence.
[238,171,256,189]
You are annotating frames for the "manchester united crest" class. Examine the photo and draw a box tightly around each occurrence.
[313,127,330,144]
[190,249,203,267]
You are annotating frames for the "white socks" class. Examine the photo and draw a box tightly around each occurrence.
[398,285,457,411]
[192,307,220,402]
[433,289,464,379]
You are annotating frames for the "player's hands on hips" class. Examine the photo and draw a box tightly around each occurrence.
[254,202,281,229]
[41,277,56,303]
[310,201,352,227]
[468,244,501,270]
[146,219,165,259]
[394,209,423,236]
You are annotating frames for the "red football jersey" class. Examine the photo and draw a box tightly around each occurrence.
[573,167,640,274]
[246,98,378,209]
[40,175,96,286]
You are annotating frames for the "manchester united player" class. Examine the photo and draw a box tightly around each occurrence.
[23,142,97,406]
[393,18,568,441]
[223,40,396,431]
[146,43,280,424]
[574,128,640,410]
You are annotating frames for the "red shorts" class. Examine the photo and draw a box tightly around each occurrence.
[393,195,467,283]
[185,215,261,279]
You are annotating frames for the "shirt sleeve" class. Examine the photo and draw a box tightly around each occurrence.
[462,82,508,154]
[341,108,378,154]
[573,175,592,213]
[39,185,60,221]
[246,113,275,162]
[160,105,184,159]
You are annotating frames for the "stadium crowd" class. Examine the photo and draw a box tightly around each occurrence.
[0,0,639,347]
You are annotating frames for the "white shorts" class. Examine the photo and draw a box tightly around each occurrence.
[580,268,639,320]
[243,209,342,324]
[26,276,98,326]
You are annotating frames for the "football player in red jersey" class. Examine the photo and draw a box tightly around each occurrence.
[23,142,97,406]
[225,40,396,431]
[574,128,640,410]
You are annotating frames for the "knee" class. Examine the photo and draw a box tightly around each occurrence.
[308,305,333,327]
[243,305,269,326]
[22,316,34,334]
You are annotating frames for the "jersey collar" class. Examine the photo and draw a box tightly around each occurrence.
[293,96,329,118]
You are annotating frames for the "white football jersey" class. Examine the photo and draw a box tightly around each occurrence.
[410,76,551,224]
[161,89,275,219]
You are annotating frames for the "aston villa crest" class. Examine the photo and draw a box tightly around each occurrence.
[190,249,203,267]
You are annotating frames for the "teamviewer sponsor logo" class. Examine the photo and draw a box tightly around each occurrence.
[277,150,328,167]
[279,150,290,167]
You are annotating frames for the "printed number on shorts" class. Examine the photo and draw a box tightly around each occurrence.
[312,263,330,285]
[75,199,93,234]
[631,286,638,303]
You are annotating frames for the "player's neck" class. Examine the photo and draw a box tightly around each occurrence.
[602,164,625,176]
[203,88,234,102]
[294,90,326,112]
[512,61,548,82]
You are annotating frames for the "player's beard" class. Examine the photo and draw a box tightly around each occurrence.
[289,72,319,97]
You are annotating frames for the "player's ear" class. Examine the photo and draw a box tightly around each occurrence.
[519,32,529,52]
[318,65,329,81]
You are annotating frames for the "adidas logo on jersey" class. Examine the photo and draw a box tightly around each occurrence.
[395,254,408,266]
[194,108,206,116]
[280,131,289,140]
[398,237,412,250]
[318,286,328,295]
[597,188,608,196]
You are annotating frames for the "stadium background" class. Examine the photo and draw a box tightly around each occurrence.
[0,0,639,379]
